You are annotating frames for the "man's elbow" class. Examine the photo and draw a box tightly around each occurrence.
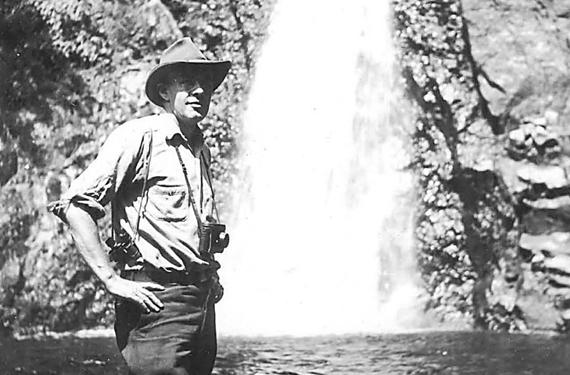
[65,202,98,227]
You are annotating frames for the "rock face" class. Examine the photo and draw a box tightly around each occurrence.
[396,0,570,331]
[0,0,273,336]
[2,0,570,335]
[465,0,570,331]
[466,0,570,123]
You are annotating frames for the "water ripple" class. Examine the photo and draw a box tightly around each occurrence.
[2,332,570,374]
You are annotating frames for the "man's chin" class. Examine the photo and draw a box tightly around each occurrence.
[175,111,204,123]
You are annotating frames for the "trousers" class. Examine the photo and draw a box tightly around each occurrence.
[114,267,217,375]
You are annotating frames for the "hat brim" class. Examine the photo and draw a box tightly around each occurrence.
[145,60,231,106]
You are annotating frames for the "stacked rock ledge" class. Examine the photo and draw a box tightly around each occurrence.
[504,117,570,332]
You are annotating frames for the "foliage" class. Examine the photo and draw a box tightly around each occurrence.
[394,0,474,322]
[26,0,111,64]
[0,0,274,335]
[394,0,522,329]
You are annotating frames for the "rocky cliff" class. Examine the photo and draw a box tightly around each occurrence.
[0,0,273,335]
[2,0,570,335]
[396,0,570,331]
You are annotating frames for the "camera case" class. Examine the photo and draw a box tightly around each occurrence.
[198,222,230,254]
[106,230,141,264]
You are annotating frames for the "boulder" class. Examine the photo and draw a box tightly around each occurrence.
[522,196,570,211]
[544,256,570,277]
[464,0,570,125]
[517,164,567,190]
[519,232,570,257]
[507,121,561,162]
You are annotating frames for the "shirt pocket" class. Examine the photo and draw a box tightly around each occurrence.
[146,185,188,222]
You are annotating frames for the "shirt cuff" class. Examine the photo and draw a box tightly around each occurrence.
[47,194,106,223]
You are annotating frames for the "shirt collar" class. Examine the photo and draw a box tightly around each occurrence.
[162,113,204,156]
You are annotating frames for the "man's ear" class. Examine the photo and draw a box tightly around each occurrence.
[157,83,170,102]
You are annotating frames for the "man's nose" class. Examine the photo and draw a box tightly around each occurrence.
[191,84,204,95]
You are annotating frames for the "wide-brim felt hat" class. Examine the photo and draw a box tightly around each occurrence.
[145,37,231,106]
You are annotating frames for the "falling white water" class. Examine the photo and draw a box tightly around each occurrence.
[217,0,419,336]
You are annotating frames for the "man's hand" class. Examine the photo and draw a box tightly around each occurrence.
[64,204,165,314]
[106,276,165,313]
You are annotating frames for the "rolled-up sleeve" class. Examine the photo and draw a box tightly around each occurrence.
[48,124,143,222]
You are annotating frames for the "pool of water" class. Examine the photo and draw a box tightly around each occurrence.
[1,331,569,374]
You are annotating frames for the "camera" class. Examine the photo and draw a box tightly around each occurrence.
[106,230,141,263]
[198,222,230,254]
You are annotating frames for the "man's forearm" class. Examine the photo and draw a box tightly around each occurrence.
[64,203,165,312]
[65,203,118,286]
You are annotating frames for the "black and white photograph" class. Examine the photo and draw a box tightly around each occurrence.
[1,0,570,374]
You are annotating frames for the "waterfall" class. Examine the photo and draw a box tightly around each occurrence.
[217,0,419,336]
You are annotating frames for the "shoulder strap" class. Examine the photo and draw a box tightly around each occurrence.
[110,130,154,242]
[134,130,154,240]
[199,151,220,221]
[174,146,204,232]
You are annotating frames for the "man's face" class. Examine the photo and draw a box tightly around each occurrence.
[161,68,214,124]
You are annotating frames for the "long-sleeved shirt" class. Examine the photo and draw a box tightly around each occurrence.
[48,113,216,271]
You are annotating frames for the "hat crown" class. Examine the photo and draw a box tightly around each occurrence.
[160,37,207,64]
[145,37,231,106]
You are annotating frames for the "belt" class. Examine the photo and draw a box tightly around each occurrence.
[123,263,215,286]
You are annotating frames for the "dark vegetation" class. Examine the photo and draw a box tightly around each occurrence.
[394,0,520,328]
[2,0,570,335]
[0,0,274,335]
[395,0,570,331]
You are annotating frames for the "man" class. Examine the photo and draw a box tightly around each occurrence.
[48,37,231,375]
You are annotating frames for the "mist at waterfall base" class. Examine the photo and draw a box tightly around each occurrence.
[217,0,420,336]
